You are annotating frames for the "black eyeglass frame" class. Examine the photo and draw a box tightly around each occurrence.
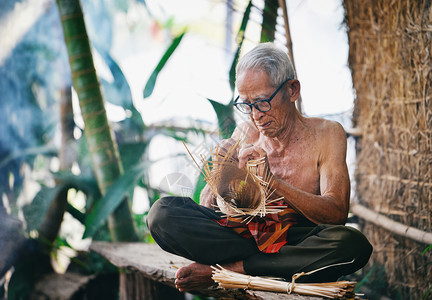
[233,78,292,114]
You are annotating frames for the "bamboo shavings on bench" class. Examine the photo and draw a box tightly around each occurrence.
[211,261,360,299]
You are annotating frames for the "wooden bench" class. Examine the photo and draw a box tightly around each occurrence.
[90,242,323,300]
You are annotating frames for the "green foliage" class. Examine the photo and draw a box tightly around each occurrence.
[3,0,237,296]
[83,160,152,239]
[351,264,410,299]
[0,2,66,208]
[424,286,432,300]
[67,203,86,224]
[23,185,64,232]
[133,212,155,242]
[143,31,186,98]
[423,245,432,299]
[422,244,432,255]
[98,48,134,108]
[7,239,53,300]
[7,257,38,300]
[208,99,236,139]
[260,0,278,43]
[58,0,140,241]
[118,142,148,171]
[229,0,252,93]
[53,171,101,199]
[192,171,207,204]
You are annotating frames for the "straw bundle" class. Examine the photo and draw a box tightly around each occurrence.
[211,265,358,299]
[184,140,286,220]
[344,0,432,298]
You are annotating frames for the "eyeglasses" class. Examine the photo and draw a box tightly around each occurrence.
[233,78,291,114]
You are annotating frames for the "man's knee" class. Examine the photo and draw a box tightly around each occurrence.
[329,225,373,262]
[146,196,178,234]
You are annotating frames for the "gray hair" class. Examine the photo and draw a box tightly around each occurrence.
[235,43,295,87]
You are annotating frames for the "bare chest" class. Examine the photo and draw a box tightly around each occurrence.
[265,143,321,195]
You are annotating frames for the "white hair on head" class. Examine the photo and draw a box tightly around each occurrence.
[235,43,295,87]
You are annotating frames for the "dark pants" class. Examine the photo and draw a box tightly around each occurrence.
[147,196,372,282]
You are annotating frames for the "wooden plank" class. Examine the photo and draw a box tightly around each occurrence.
[90,242,323,300]
[32,273,94,300]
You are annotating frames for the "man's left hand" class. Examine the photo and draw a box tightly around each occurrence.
[238,144,272,179]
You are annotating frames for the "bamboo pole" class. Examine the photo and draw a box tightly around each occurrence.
[277,0,302,114]
[351,203,432,245]
[344,127,362,137]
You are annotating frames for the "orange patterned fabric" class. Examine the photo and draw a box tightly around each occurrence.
[216,200,298,253]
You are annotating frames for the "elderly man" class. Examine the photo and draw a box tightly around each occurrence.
[147,43,372,292]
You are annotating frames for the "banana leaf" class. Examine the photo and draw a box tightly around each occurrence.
[260,0,279,42]
[228,0,252,93]
[83,160,151,239]
[208,98,236,139]
[143,31,186,98]
[22,185,64,233]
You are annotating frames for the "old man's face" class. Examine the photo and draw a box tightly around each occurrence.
[236,69,295,138]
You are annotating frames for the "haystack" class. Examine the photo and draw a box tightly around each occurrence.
[343,1,432,298]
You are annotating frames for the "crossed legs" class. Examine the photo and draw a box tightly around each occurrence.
[147,197,372,291]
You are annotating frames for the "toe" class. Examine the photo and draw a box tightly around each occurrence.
[175,266,190,279]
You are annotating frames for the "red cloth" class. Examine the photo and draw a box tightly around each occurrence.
[216,200,298,253]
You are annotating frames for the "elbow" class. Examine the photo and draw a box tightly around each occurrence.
[322,214,347,226]
[333,205,349,225]
[327,195,349,225]
[334,214,348,225]
[311,212,347,226]
[320,201,349,225]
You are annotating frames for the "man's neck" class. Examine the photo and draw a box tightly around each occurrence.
[262,111,305,151]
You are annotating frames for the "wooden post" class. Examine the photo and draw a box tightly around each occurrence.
[277,0,303,114]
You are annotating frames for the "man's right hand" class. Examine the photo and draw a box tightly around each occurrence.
[215,138,239,162]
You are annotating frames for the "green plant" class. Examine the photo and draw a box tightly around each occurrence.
[423,244,432,299]
[57,0,139,242]
[1,1,194,297]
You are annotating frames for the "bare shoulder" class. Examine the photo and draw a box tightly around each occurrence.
[307,117,346,142]
[306,117,347,161]
[232,121,260,143]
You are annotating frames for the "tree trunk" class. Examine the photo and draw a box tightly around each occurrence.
[56,0,138,242]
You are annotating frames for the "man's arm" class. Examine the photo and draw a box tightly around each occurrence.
[273,121,350,225]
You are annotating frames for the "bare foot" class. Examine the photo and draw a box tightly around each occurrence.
[175,261,244,292]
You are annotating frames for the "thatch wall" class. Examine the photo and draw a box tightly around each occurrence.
[343,1,432,298]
